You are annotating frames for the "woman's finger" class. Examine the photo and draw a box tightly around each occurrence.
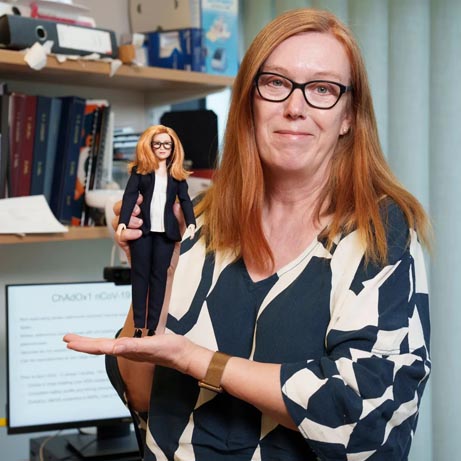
[172,202,187,235]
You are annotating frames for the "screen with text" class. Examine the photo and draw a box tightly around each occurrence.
[7,282,132,432]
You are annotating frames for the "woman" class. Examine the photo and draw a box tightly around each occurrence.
[116,125,196,337]
[65,9,431,460]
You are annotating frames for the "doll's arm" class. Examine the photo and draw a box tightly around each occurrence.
[177,180,196,227]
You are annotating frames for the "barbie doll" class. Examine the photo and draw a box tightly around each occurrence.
[116,125,196,337]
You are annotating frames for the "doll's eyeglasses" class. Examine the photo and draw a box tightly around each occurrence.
[152,141,173,150]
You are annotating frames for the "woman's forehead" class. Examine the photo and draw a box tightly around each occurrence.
[264,32,351,81]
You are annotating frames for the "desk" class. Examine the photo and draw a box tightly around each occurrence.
[30,433,141,461]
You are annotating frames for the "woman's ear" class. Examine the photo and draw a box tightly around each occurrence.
[340,114,351,136]
[340,125,350,136]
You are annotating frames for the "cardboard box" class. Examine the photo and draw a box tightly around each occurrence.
[130,0,239,76]
[129,0,200,32]
[145,28,205,72]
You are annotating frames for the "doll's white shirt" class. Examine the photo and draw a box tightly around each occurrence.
[150,173,167,232]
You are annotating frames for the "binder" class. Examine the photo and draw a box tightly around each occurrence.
[0,14,118,58]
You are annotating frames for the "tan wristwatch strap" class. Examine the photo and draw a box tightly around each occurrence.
[198,351,232,393]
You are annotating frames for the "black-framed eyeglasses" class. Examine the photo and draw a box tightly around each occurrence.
[152,141,173,150]
[255,72,353,110]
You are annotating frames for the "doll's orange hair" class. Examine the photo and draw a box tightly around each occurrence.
[129,125,190,180]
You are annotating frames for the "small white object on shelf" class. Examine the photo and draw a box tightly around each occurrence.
[0,194,68,234]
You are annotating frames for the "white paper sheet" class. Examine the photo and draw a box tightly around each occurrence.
[0,195,68,234]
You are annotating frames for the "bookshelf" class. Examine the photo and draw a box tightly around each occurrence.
[0,227,110,244]
[0,49,234,245]
[0,49,233,105]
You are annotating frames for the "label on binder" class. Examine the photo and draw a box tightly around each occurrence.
[57,23,113,54]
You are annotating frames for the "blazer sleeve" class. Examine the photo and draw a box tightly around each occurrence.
[177,180,196,227]
[280,205,430,459]
[119,169,141,226]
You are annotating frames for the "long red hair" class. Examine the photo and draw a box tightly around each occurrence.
[196,8,430,272]
[129,125,190,180]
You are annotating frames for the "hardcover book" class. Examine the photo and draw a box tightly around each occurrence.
[18,93,37,197]
[50,95,86,224]
[71,99,108,226]
[8,92,26,197]
[43,97,62,203]
[0,82,9,198]
[30,95,52,196]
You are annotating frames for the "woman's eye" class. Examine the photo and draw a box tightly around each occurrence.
[316,84,330,94]
[268,78,284,87]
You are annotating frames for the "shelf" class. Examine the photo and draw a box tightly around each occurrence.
[0,226,111,245]
[0,49,234,104]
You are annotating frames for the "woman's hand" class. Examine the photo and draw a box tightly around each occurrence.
[63,333,211,379]
[112,195,187,262]
[112,195,143,262]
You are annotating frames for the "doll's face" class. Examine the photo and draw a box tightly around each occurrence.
[151,133,173,161]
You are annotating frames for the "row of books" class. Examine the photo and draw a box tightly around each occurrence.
[112,128,140,190]
[0,83,111,225]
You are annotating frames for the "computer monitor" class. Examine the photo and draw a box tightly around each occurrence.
[6,281,138,457]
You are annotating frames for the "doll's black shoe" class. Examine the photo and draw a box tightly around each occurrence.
[147,329,156,336]
[133,328,143,338]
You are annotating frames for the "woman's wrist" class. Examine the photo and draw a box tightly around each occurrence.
[182,343,215,381]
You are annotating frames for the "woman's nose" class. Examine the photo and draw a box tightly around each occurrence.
[283,87,308,119]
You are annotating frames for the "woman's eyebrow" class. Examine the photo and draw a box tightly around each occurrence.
[261,65,345,82]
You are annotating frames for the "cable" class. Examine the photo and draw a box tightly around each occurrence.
[38,430,62,461]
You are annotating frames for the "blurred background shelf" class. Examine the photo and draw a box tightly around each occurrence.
[0,226,110,245]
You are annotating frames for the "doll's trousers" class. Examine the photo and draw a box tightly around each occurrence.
[129,231,175,330]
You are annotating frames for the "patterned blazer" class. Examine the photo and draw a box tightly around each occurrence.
[107,200,430,460]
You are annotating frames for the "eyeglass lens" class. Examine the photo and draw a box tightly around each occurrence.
[257,73,346,109]
[152,141,173,149]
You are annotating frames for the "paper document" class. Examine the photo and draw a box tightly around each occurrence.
[0,195,68,234]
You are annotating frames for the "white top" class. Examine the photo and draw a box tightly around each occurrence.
[150,173,167,232]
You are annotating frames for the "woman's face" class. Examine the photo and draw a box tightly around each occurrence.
[152,132,173,161]
[253,32,352,181]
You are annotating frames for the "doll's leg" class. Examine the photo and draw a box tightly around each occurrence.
[130,234,153,329]
[146,232,175,332]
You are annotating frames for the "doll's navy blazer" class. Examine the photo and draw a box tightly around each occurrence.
[118,167,196,242]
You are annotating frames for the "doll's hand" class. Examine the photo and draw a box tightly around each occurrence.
[187,224,196,240]
[116,223,126,237]
[112,194,143,262]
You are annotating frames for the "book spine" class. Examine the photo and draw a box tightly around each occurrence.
[8,92,26,197]
[92,105,111,190]
[30,95,52,196]
[50,96,86,224]
[71,101,102,226]
[86,106,104,192]
[0,82,9,198]
[16,94,37,196]
[43,97,62,203]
